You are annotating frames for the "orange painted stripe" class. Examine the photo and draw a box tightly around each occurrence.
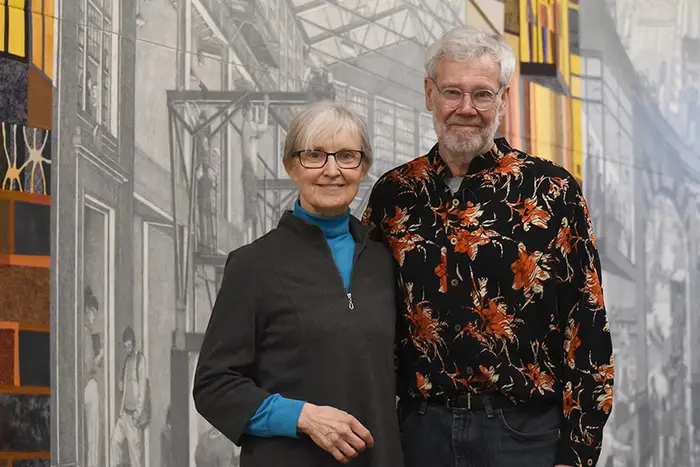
[0,321,19,386]
[0,452,51,460]
[0,191,51,205]
[18,322,49,332]
[0,385,50,395]
[0,254,50,268]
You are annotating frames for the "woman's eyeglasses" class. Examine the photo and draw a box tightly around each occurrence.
[294,149,364,169]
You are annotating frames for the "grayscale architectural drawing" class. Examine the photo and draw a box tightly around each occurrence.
[51,0,463,465]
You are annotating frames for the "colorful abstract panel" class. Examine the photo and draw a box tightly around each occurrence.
[27,68,52,130]
[517,0,572,93]
[0,122,51,195]
[13,201,49,256]
[17,329,49,387]
[0,394,50,451]
[0,265,50,324]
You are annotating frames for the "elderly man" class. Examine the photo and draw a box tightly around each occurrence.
[363,27,614,467]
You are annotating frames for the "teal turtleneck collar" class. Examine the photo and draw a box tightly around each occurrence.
[292,200,350,238]
[292,199,354,291]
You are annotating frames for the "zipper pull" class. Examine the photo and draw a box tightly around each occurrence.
[346,293,355,310]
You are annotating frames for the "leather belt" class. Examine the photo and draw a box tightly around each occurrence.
[415,392,516,411]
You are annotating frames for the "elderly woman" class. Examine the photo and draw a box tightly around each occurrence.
[193,102,403,467]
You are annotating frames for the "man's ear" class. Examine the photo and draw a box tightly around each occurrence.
[498,85,511,117]
[425,77,435,112]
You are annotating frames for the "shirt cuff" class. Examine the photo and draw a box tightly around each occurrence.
[268,397,306,438]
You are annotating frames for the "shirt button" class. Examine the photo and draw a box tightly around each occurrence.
[466,367,474,375]
[587,461,593,466]
[451,199,459,207]
[450,279,459,287]
[450,237,458,245]
[454,324,462,332]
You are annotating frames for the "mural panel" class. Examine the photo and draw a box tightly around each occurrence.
[49,1,700,467]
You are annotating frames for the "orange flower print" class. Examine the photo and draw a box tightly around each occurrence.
[403,284,447,361]
[385,206,411,235]
[562,381,582,418]
[435,247,448,293]
[584,266,605,312]
[596,383,614,415]
[548,176,569,199]
[510,243,552,302]
[482,150,528,188]
[525,361,555,395]
[460,277,519,345]
[454,201,484,228]
[553,218,574,257]
[564,319,581,369]
[509,196,551,231]
[416,372,433,398]
[593,364,615,384]
[405,157,432,181]
[449,227,497,260]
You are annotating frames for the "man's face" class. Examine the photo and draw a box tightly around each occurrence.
[124,339,134,354]
[424,56,508,157]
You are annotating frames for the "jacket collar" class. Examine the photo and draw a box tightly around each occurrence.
[426,136,513,179]
[277,210,370,243]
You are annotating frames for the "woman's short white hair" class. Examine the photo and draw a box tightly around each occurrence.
[283,101,373,170]
[425,27,516,87]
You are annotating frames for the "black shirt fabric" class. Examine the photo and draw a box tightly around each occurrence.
[193,211,404,467]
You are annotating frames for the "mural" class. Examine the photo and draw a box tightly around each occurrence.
[0,1,54,467]
[49,0,700,467]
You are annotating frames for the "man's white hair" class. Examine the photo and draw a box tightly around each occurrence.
[424,27,517,87]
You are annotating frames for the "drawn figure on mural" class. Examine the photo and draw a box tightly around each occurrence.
[111,326,150,467]
[240,94,270,242]
[160,406,174,467]
[83,286,103,467]
[196,111,217,252]
[194,427,239,467]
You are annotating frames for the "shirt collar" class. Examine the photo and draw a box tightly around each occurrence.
[426,137,513,179]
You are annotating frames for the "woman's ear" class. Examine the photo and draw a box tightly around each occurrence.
[284,157,298,181]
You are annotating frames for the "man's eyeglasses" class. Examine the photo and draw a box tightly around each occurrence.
[431,78,504,111]
[294,149,364,169]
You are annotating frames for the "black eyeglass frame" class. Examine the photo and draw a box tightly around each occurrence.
[293,149,366,169]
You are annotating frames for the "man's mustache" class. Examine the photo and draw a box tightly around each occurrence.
[445,118,483,126]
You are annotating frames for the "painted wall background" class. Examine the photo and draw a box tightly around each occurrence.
[0,0,54,466]
[46,0,700,466]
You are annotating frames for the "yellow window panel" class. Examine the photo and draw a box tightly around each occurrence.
[32,10,43,69]
[8,4,26,58]
[7,0,24,9]
[0,5,6,53]
[44,9,53,79]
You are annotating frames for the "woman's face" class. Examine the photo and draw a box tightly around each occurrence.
[286,130,366,216]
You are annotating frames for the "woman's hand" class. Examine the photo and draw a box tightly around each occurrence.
[297,403,375,463]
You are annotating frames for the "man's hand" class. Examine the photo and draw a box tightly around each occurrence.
[297,403,374,464]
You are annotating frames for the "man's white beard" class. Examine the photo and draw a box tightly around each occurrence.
[433,111,500,158]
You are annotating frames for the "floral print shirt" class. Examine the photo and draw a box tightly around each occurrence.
[362,138,614,467]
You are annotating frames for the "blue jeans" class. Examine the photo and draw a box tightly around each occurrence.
[398,397,561,467]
